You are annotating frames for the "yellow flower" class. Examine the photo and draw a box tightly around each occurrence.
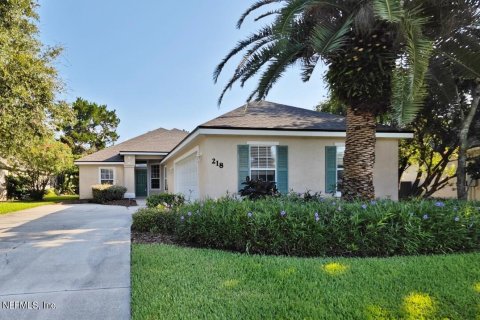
[322,262,348,275]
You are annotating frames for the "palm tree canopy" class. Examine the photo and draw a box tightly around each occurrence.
[214,0,480,123]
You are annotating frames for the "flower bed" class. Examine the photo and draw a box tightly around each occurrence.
[132,196,480,257]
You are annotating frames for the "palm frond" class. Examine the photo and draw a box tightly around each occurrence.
[254,10,281,22]
[274,0,311,35]
[438,34,480,79]
[237,0,282,29]
[310,17,352,55]
[372,0,404,23]
[301,55,320,82]
[392,13,433,124]
[427,57,458,105]
[254,43,306,100]
[213,27,273,83]
[217,43,279,106]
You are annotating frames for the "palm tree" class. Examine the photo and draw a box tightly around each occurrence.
[214,0,480,200]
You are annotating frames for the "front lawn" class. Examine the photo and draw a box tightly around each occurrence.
[0,194,79,215]
[131,244,480,320]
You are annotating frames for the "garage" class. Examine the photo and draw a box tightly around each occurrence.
[175,152,199,201]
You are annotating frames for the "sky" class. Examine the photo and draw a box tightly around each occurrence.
[38,0,329,143]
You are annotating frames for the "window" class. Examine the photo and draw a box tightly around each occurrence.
[164,166,168,191]
[100,168,114,185]
[250,146,276,182]
[336,146,345,196]
[151,165,160,189]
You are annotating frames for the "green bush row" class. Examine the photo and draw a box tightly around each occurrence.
[132,197,480,257]
[91,184,127,203]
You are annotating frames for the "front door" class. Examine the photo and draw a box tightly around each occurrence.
[135,169,148,197]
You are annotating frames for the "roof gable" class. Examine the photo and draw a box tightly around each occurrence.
[76,128,189,162]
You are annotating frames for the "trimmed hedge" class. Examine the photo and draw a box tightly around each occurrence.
[92,184,127,203]
[146,193,185,208]
[132,197,480,257]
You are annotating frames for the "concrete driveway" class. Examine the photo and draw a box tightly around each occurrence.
[0,204,135,320]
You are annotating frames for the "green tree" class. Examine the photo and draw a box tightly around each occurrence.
[60,98,120,157]
[7,137,73,200]
[214,0,480,200]
[0,0,63,158]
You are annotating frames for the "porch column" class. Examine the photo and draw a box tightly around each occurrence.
[124,155,135,198]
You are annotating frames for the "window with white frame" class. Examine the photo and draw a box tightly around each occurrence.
[250,145,276,182]
[100,168,114,185]
[164,166,168,191]
[151,164,160,189]
[336,146,345,195]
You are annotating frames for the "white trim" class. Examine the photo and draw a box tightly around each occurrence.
[119,152,168,156]
[150,164,161,190]
[174,146,200,165]
[247,141,279,146]
[161,128,413,164]
[75,162,124,165]
[200,128,413,139]
[249,145,277,183]
[163,165,168,191]
[98,167,116,185]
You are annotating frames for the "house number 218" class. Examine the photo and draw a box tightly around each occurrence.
[211,158,224,169]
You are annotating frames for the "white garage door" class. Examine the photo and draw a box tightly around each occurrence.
[175,153,199,201]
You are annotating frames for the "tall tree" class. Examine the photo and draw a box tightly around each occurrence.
[0,0,62,158]
[7,137,73,200]
[214,0,480,201]
[60,98,120,157]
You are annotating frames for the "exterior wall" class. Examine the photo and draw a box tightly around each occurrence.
[124,156,135,198]
[163,135,400,201]
[78,165,125,199]
[0,169,7,201]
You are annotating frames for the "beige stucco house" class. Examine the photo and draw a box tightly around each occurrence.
[76,101,413,201]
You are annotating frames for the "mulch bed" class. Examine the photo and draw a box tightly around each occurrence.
[131,231,177,244]
[56,199,137,207]
[55,199,91,205]
[104,199,138,207]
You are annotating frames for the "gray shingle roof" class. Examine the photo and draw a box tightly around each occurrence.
[76,128,189,162]
[199,101,406,132]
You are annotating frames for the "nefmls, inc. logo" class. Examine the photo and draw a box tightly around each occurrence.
[1,301,39,310]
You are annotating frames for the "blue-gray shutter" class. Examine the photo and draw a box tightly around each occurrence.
[238,145,250,191]
[325,146,337,194]
[276,146,288,194]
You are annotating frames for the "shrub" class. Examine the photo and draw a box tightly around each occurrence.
[132,208,177,233]
[5,175,30,200]
[146,193,185,208]
[91,184,127,203]
[136,197,480,257]
[239,177,278,200]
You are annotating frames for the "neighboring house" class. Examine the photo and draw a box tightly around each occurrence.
[0,168,7,201]
[76,101,413,201]
[400,147,480,201]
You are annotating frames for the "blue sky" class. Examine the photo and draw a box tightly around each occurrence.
[38,0,328,142]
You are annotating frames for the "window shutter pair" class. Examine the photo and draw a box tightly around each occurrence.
[325,146,337,194]
[237,145,288,194]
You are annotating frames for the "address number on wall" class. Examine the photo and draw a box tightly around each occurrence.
[211,158,224,169]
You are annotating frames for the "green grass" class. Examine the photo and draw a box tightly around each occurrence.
[0,194,79,215]
[132,244,480,320]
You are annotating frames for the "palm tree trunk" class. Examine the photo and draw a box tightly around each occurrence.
[456,82,480,200]
[342,107,376,201]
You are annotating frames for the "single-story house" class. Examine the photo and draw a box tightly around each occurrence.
[75,101,413,201]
